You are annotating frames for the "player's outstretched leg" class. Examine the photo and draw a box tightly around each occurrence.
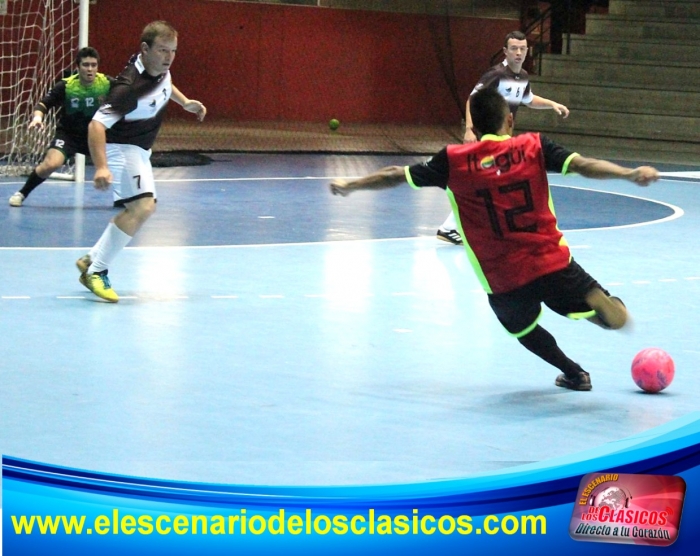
[585,288,627,330]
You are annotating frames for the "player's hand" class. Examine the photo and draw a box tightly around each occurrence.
[329,179,351,197]
[630,166,659,187]
[93,167,113,191]
[28,118,44,131]
[183,100,207,122]
[463,128,477,143]
[553,103,570,118]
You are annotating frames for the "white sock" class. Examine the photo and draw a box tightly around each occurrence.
[439,211,457,232]
[88,222,133,273]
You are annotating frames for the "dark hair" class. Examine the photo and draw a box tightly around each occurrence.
[504,30,527,47]
[76,46,100,66]
[141,20,178,47]
[469,88,509,136]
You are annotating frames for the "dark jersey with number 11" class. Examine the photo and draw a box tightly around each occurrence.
[405,133,580,295]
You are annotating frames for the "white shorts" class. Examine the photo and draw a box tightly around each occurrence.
[107,143,156,206]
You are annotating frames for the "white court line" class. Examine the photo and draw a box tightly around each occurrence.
[153,176,345,183]
[661,178,700,184]
[548,183,684,232]
[658,171,700,179]
[0,182,686,251]
[0,236,436,251]
[148,172,699,183]
[5,171,694,184]
[1,276,699,303]
[4,171,692,185]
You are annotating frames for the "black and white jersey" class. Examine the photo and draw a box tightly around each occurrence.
[470,61,534,117]
[93,55,172,150]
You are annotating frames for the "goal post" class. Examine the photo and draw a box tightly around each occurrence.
[0,0,90,180]
[73,0,90,184]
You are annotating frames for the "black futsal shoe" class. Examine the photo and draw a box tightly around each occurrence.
[436,229,463,245]
[555,370,592,391]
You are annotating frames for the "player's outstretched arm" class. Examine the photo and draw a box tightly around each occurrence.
[329,166,406,197]
[170,84,206,121]
[528,95,570,118]
[569,156,659,186]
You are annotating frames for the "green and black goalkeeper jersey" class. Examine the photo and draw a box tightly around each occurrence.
[35,73,113,141]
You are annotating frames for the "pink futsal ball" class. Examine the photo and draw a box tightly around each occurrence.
[631,348,675,393]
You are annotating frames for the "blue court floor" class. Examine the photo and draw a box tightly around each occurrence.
[1,153,699,496]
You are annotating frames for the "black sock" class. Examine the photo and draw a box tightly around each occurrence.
[517,325,583,376]
[19,170,46,197]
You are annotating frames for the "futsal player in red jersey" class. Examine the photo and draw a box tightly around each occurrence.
[329,88,659,391]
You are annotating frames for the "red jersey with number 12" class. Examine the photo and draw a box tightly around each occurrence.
[446,134,570,293]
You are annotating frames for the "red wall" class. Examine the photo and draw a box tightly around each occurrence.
[89,1,515,124]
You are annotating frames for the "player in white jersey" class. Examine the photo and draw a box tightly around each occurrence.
[437,31,570,245]
[76,21,206,302]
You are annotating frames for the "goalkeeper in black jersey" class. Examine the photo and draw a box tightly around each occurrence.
[9,47,113,207]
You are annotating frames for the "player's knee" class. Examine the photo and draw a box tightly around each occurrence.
[604,312,627,330]
[595,298,628,330]
[36,161,62,177]
[128,197,156,222]
[140,200,157,220]
[585,289,628,330]
[606,297,628,330]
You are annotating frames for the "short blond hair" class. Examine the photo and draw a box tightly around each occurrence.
[141,21,177,47]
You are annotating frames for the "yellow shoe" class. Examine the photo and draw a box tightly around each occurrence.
[76,254,92,273]
[79,271,119,303]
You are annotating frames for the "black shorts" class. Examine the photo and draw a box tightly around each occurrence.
[487,259,609,337]
[47,132,89,160]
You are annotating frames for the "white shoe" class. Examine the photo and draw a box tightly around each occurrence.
[9,192,25,207]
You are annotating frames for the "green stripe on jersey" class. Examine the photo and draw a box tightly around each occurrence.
[404,166,421,190]
[445,187,493,294]
[567,309,597,320]
[63,73,111,117]
[562,152,579,176]
[512,308,543,338]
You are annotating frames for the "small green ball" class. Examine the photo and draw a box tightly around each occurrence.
[329,118,340,131]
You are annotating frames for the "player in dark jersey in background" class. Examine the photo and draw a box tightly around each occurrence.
[329,88,659,391]
[438,30,570,245]
[464,30,569,143]
[76,21,206,302]
[9,47,112,207]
